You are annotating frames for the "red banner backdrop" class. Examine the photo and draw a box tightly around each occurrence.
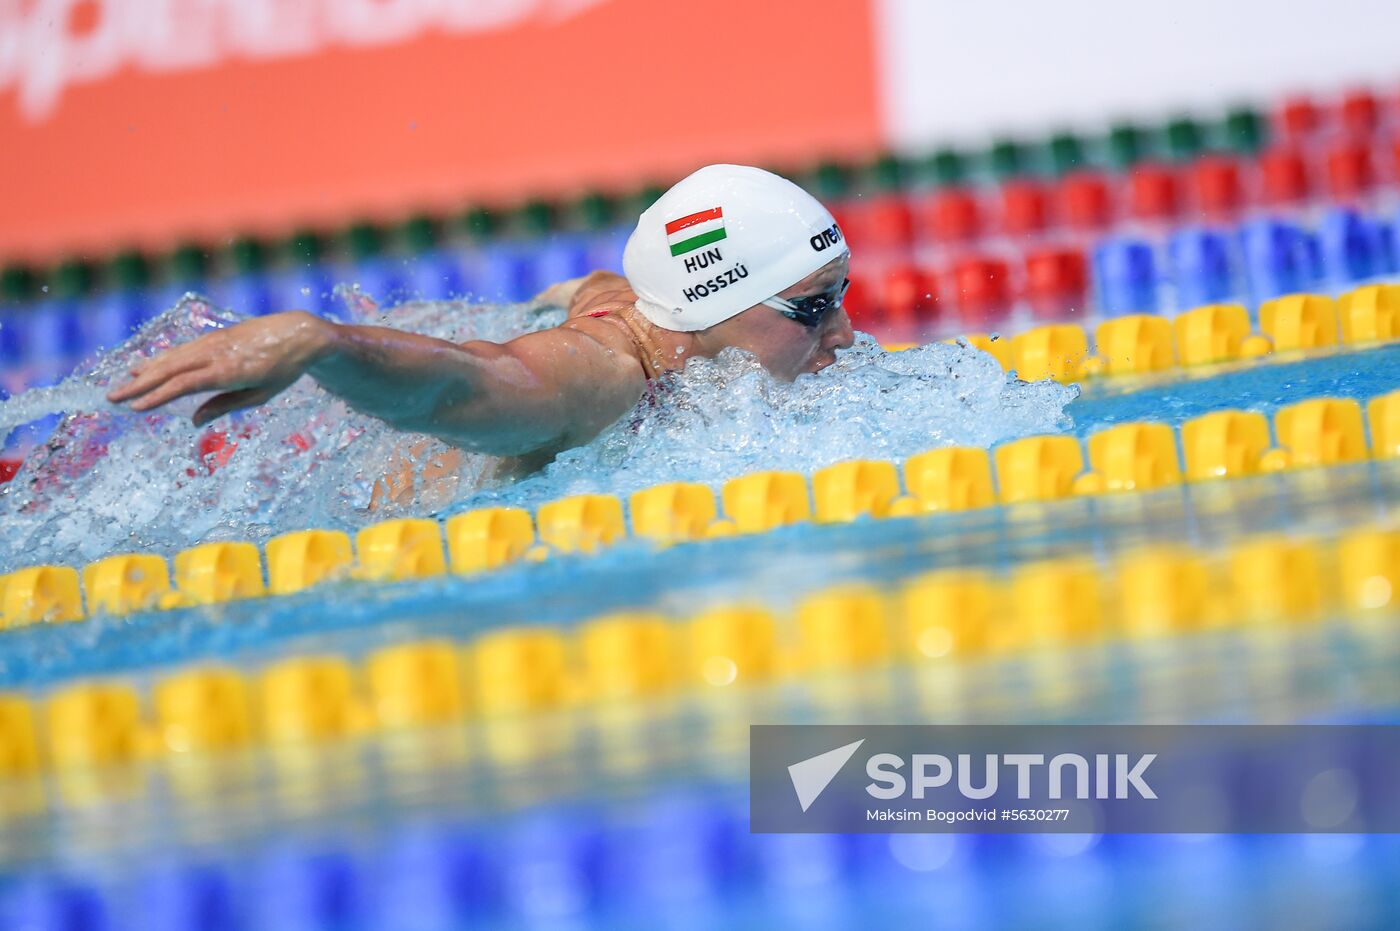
[0,0,882,262]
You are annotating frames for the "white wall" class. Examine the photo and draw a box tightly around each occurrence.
[875,0,1399,147]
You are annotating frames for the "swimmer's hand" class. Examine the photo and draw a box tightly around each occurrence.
[106,311,332,426]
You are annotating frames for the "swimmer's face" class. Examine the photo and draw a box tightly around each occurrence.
[699,255,855,381]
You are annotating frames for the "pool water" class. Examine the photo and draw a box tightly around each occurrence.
[0,295,1397,930]
[1068,341,1399,432]
[3,296,1394,575]
[0,297,1078,564]
[0,301,1394,683]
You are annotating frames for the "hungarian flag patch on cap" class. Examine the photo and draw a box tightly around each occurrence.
[665,207,726,256]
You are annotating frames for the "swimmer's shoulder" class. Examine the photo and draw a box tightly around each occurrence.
[534,282,649,389]
[559,285,646,355]
[556,277,695,382]
[533,270,629,309]
[565,277,636,319]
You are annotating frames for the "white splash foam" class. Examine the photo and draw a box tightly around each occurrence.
[0,292,554,571]
[457,334,1077,512]
[0,298,1075,572]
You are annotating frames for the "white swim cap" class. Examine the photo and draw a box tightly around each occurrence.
[623,164,849,332]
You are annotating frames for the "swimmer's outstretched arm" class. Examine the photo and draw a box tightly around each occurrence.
[106,310,647,457]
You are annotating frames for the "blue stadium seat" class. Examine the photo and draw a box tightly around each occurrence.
[1317,207,1392,284]
[587,224,632,275]
[0,304,31,396]
[27,298,87,385]
[1239,218,1321,303]
[405,249,471,302]
[274,262,341,316]
[86,287,156,349]
[215,272,278,317]
[151,280,209,319]
[1169,227,1237,306]
[469,244,539,303]
[532,236,595,290]
[350,256,414,309]
[1092,237,1158,315]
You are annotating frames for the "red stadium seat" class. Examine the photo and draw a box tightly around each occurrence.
[861,196,916,251]
[923,189,982,244]
[1024,248,1088,319]
[1191,156,1245,217]
[832,196,915,253]
[1000,180,1051,237]
[1129,164,1180,221]
[1326,141,1376,199]
[949,256,1012,326]
[1340,89,1381,137]
[1258,147,1311,204]
[1059,172,1113,232]
[880,265,941,328]
[1277,96,1321,138]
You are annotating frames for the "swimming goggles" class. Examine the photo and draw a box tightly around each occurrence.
[761,278,850,328]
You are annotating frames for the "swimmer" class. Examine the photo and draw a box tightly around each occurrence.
[107,165,855,473]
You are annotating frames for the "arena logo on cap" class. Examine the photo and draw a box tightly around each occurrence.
[810,223,843,252]
[666,207,727,257]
